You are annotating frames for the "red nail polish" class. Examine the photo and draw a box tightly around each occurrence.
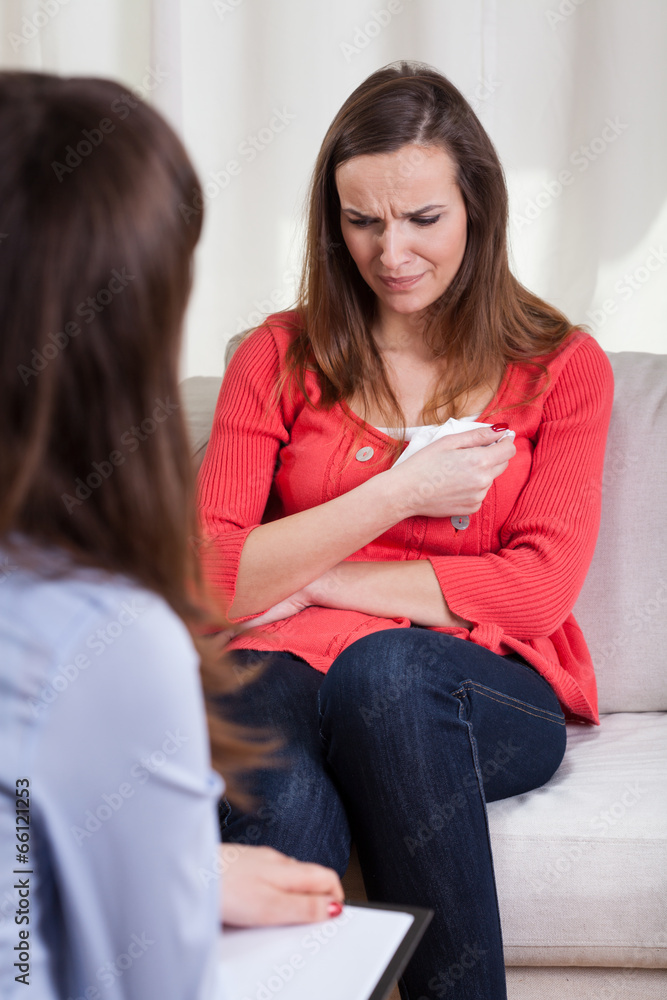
[328,901,343,918]
[491,423,509,431]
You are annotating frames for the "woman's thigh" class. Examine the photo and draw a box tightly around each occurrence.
[319,628,567,806]
[216,650,351,873]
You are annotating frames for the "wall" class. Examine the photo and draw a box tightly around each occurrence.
[1,0,665,378]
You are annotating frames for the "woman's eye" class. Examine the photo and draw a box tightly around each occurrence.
[347,215,441,229]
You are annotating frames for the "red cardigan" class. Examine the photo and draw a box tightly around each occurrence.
[198,312,614,724]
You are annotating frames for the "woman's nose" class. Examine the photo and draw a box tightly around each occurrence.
[377,226,410,270]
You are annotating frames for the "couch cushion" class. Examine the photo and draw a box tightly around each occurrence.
[180,376,223,473]
[506,966,667,1000]
[488,712,667,967]
[573,352,667,713]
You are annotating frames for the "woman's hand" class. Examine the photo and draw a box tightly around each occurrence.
[221,844,345,926]
[240,591,312,629]
[194,594,313,654]
[386,425,516,520]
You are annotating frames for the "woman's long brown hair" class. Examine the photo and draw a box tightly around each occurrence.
[277,61,574,461]
[0,71,264,802]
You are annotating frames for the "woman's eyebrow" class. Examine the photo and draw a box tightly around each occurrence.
[340,208,380,219]
[341,204,446,217]
[400,204,446,216]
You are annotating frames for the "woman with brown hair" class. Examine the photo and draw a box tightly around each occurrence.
[198,61,614,998]
[0,72,343,1000]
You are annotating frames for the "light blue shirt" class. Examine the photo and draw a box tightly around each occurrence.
[0,547,225,999]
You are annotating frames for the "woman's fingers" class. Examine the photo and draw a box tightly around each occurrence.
[246,885,344,927]
[240,593,310,629]
[220,844,344,928]
[415,424,511,456]
[393,428,516,518]
[445,424,510,449]
[484,435,516,469]
[262,853,345,898]
[402,426,515,474]
[431,428,516,467]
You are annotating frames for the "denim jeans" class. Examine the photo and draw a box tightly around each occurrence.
[218,629,567,1000]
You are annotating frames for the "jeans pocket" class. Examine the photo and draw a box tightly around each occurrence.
[452,678,566,726]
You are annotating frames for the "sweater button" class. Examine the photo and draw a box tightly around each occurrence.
[451,515,470,530]
[356,446,374,462]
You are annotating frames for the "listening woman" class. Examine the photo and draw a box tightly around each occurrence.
[197,62,614,999]
[0,71,343,1000]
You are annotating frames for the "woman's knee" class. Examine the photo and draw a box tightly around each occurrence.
[326,627,440,684]
[224,752,334,826]
[319,628,462,734]
[221,747,351,874]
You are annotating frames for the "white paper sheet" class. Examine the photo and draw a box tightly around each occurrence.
[217,904,415,1000]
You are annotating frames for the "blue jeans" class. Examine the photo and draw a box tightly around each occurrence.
[218,629,567,1000]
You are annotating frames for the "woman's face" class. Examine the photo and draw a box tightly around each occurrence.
[336,144,467,325]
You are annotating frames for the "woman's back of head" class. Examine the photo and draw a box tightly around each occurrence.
[0,71,202,609]
[0,71,265,795]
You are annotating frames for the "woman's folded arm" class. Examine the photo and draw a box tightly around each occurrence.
[431,338,614,637]
[276,337,614,638]
[302,558,472,628]
[197,322,512,622]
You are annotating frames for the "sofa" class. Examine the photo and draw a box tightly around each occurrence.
[181,349,667,1000]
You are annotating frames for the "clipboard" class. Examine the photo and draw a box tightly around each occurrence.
[347,900,433,999]
[218,900,433,1000]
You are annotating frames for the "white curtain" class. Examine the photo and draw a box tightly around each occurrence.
[1,0,666,379]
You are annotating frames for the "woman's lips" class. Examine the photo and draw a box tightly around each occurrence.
[378,273,424,290]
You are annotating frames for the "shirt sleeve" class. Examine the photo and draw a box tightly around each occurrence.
[429,335,614,639]
[197,326,290,622]
[33,589,225,1000]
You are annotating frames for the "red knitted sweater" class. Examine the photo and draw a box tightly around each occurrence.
[198,312,614,724]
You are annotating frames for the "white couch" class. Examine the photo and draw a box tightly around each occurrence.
[181,350,667,1000]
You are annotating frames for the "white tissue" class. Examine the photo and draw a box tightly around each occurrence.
[392,420,515,467]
